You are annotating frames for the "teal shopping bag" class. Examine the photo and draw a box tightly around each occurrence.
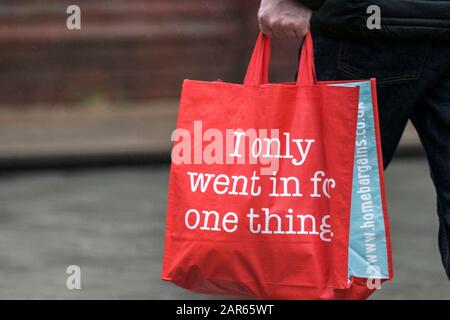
[330,79,393,295]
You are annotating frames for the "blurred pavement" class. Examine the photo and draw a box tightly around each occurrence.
[0,157,448,299]
[0,105,420,169]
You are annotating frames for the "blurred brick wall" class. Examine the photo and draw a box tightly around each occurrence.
[0,0,300,105]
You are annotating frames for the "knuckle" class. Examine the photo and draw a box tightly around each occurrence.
[285,21,296,29]
[257,12,266,23]
[257,10,272,24]
[269,18,282,28]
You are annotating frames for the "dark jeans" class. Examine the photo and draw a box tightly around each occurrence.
[311,32,450,279]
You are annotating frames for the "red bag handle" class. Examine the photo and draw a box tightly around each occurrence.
[243,32,316,86]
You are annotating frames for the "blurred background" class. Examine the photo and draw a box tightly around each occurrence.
[0,0,448,299]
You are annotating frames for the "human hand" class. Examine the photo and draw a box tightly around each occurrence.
[258,0,312,38]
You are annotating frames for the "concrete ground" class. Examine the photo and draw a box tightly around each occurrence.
[0,156,448,299]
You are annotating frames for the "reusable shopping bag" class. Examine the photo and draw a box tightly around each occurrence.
[161,33,393,299]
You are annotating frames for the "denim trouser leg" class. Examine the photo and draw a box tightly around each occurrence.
[411,71,450,278]
[311,32,450,279]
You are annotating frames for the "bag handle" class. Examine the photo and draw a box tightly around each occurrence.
[243,32,316,86]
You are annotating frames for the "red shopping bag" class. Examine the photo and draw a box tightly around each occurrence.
[161,33,390,299]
